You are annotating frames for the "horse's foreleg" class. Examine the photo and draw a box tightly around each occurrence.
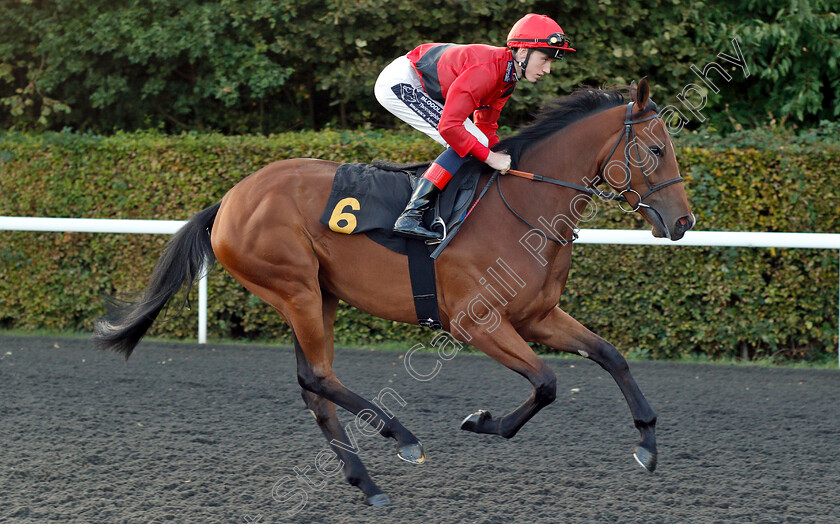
[457,321,557,439]
[522,307,658,472]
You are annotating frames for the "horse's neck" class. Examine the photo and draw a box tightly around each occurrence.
[516,112,617,260]
[519,110,616,191]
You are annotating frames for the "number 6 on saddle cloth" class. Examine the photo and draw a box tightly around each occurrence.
[318,159,488,329]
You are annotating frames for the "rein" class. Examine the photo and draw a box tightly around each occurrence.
[497,101,684,244]
[496,172,578,244]
[505,169,626,202]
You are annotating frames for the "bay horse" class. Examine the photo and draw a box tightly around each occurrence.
[95,79,694,507]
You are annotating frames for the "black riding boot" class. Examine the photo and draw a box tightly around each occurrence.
[393,177,442,241]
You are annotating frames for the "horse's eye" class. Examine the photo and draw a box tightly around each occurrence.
[649,146,664,157]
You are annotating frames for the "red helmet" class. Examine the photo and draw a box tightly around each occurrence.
[507,14,576,58]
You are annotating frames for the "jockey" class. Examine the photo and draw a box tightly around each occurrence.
[374,13,575,241]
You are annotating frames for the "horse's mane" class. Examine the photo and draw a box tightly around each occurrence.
[495,87,627,167]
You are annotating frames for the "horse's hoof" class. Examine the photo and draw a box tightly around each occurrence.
[633,445,657,473]
[366,493,391,507]
[460,410,491,433]
[397,443,426,464]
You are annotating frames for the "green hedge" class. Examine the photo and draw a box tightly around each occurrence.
[0,130,838,362]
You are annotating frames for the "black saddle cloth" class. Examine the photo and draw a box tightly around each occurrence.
[319,160,485,255]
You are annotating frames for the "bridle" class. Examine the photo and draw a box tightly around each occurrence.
[498,101,684,243]
[596,101,684,212]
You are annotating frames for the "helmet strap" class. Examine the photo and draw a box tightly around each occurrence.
[515,48,533,79]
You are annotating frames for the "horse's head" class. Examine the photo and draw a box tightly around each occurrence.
[598,79,695,240]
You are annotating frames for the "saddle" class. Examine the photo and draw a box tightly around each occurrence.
[319,159,486,256]
[319,158,494,330]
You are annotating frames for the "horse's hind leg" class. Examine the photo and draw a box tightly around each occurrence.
[299,389,390,506]
[289,290,425,465]
[522,307,658,472]
[295,292,387,506]
[293,335,425,464]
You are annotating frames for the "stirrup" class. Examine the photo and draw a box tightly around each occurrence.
[394,227,442,241]
[425,217,447,245]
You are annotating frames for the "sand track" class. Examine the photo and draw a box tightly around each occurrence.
[1,335,838,523]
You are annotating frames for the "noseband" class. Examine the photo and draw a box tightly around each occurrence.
[596,102,684,212]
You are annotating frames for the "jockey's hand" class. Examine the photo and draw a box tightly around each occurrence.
[486,151,511,174]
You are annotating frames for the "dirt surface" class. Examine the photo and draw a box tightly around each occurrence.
[1,334,838,523]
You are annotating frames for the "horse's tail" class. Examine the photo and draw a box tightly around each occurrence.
[94,202,221,359]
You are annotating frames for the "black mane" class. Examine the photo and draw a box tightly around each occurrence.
[495,88,627,167]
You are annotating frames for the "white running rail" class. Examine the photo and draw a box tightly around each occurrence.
[1,217,838,367]
[0,217,204,343]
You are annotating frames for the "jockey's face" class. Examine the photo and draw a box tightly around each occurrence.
[514,48,554,83]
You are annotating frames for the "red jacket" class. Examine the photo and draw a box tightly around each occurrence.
[407,43,518,162]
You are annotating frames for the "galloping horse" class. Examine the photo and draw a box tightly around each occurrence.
[96,79,694,506]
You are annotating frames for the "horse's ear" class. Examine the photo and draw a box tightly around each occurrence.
[629,80,638,102]
[636,78,650,110]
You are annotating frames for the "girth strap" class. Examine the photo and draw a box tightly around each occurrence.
[406,239,442,329]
